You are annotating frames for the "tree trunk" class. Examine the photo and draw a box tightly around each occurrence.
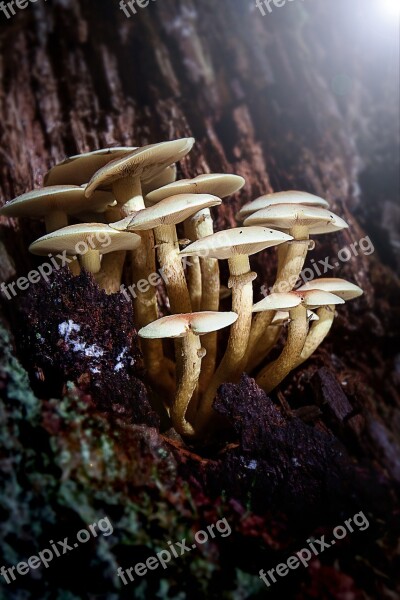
[0,1,399,598]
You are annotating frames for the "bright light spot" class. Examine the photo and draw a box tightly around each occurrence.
[382,0,400,16]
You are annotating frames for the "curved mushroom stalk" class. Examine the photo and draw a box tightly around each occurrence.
[85,140,195,393]
[292,278,364,368]
[146,173,245,390]
[247,238,310,369]
[139,311,237,439]
[293,304,335,368]
[111,193,222,315]
[254,289,345,393]
[256,303,309,393]
[170,331,203,437]
[244,203,349,369]
[180,226,292,433]
[197,255,255,429]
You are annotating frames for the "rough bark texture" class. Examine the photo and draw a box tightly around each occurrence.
[0,0,399,598]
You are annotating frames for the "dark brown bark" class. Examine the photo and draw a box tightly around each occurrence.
[0,0,399,597]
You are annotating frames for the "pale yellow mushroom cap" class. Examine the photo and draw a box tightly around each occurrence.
[237,191,329,220]
[298,278,363,301]
[0,186,115,218]
[85,138,195,197]
[110,194,222,232]
[179,227,292,260]
[139,311,238,339]
[29,224,141,256]
[44,147,138,187]
[146,173,245,205]
[243,204,348,233]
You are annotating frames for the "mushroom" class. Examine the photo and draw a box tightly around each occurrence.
[29,223,141,274]
[85,139,195,392]
[236,190,329,221]
[44,147,138,186]
[111,193,222,313]
[243,203,348,369]
[146,173,245,389]
[293,278,363,367]
[254,289,344,393]
[180,226,292,431]
[0,186,116,233]
[142,164,177,196]
[139,311,238,438]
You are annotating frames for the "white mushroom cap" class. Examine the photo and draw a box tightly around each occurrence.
[253,289,344,313]
[299,289,345,309]
[146,173,245,205]
[44,147,138,186]
[243,204,348,233]
[29,224,141,256]
[110,194,222,231]
[252,292,303,313]
[139,311,238,339]
[298,278,363,301]
[237,191,329,220]
[0,186,115,218]
[179,227,292,260]
[85,138,195,197]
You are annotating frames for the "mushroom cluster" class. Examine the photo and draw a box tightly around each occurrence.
[1,140,363,440]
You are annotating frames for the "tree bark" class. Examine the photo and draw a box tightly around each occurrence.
[0,0,399,597]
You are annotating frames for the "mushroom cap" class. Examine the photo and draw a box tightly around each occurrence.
[253,289,344,312]
[252,292,303,313]
[299,289,345,309]
[85,138,195,197]
[237,190,329,220]
[243,204,348,233]
[145,173,245,205]
[44,147,138,186]
[110,194,222,231]
[0,186,115,218]
[298,278,363,301]
[139,311,238,339]
[180,226,292,260]
[29,224,141,256]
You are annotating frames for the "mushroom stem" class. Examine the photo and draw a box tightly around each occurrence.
[94,251,126,294]
[196,254,255,431]
[256,304,308,393]
[155,224,192,314]
[247,323,283,373]
[247,226,310,369]
[80,249,101,274]
[170,331,202,438]
[293,305,335,368]
[112,176,174,395]
[184,220,202,311]
[45,210,68,233]
[188,208,220,392]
